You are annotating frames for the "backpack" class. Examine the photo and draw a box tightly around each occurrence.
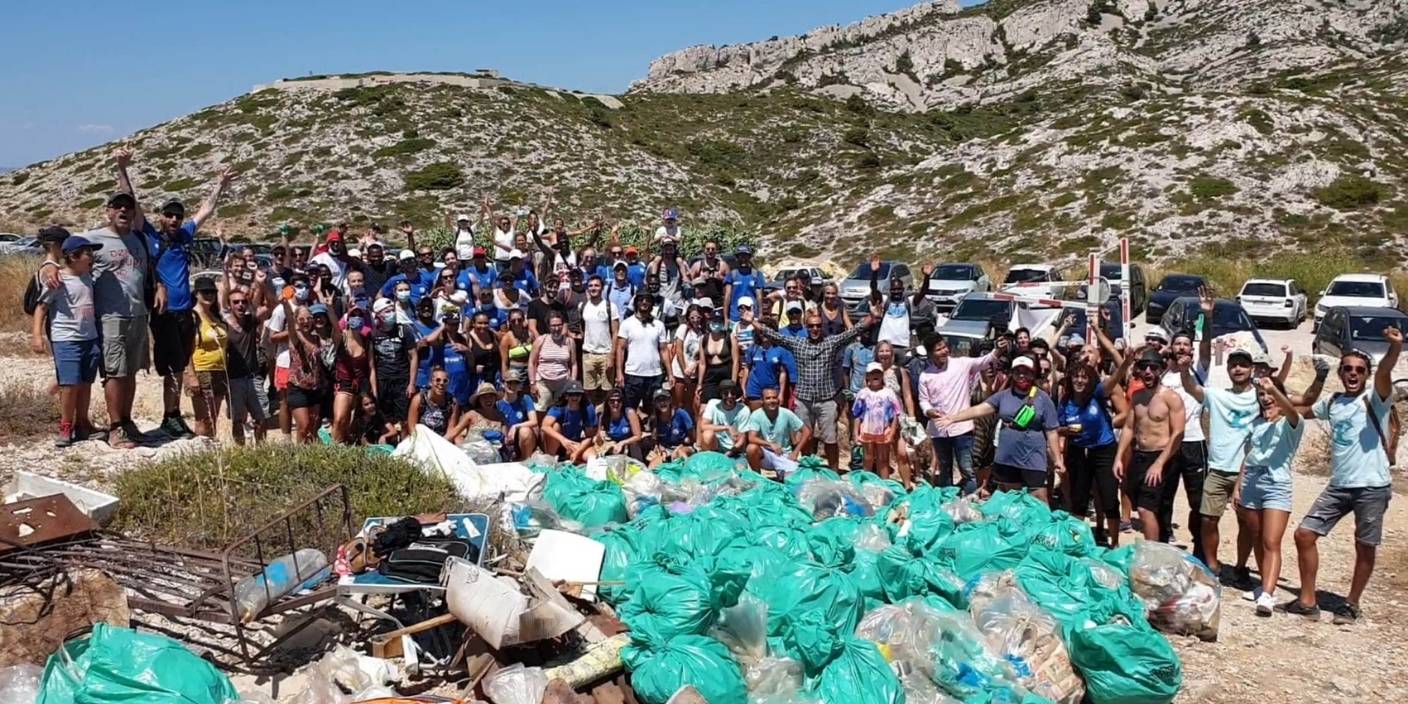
[1330,392,1399,467]
[21,268,48,316]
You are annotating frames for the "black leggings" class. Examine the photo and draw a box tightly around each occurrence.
[1064,442,1119,518]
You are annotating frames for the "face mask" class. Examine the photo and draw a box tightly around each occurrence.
[347,316,365,329]
[379,314,396,329]
[272,277,286,289]
[294,286,310,302]
[348,284,363,294]
[396,290,411,303]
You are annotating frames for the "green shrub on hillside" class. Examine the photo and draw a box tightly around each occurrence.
[404,162,464,191]
[1315,174,1389,210]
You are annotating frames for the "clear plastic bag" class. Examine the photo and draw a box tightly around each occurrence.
[622,470,666,518]
[0,665,41,704]
[969,585,1085,704]
[483,663,549,704]
[939,494,984,525]
[1085,557,1128,591]
[506,500,571,538]
[797,480,875,519]
[852,523,893,553]
[1128,540,1221,640]
[711,593,770,663]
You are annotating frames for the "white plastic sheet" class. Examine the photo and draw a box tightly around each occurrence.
[392,424,541,501]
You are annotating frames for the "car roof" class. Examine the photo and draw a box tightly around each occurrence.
[1241,278,1291,285]
[1168,296,1241,306]
[1330,273,1387,283]
[1008,263,1053,271]
[956,292,1011,302]
[1325,305,1406,317]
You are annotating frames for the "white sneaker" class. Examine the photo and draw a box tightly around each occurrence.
[1255,591,1276,616]
[1242,586,1263,602]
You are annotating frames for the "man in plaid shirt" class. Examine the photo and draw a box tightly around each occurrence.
[745,298,881,468]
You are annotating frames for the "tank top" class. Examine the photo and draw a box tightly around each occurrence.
[705,333,732,367]
[287,336,325,391]
[537,335,572,381]
[820,305,847,337]
[334,343,370,387]
[469,334,499,377]
[881,365,903,397]
[656,260,683,306]
[672,326,704,379]
[418,390,455,436]
[694,258,725,303]
[192,315,228,372]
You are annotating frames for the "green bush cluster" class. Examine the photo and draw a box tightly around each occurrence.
[404,162,465,191]
[1315,174,1389,210]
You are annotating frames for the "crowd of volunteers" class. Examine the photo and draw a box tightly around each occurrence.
[25,148,1398,626]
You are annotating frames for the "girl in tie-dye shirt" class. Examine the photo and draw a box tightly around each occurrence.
[852,363,902,478]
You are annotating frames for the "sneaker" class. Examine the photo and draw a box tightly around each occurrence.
[107,425,136,450]
[1255,592,1276,617]
[1332,603,1361,625]
[121,420,147,443]
[160,415,194,440]
[1280,599,1321,620]
[1119,520,1133,534]
[1242,586,1264,602]
[54,421,75,448]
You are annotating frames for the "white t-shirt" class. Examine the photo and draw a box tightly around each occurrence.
[878,299,910,349]
[266,304,291,368]
[672,324,704,379]
[310,252,348,289]
[654,225,681,244]
[618,316,668,377]
[453,227,476,260]
[1163,363,1207,443]
[581,298,615,354]
[492,228,515,262]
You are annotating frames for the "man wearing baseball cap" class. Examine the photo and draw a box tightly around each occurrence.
[654,207,681,244]
[723,244,766,323]
[456,245,497,298]
[310,227,362,291]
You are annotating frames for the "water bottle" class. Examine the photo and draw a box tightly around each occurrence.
[232,548,330,622]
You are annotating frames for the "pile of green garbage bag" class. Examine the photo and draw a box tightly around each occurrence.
[532,454,1188,704]
[37,623,238,704]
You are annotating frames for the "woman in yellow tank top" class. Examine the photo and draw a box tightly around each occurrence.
[187,278,229,439]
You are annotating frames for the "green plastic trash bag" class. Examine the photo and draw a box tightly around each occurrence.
[783,455,840,488]
[651,504,752,561]
[784,608,845,674]
[38,623,238,704]
[809,637,904,704]
[980,490,1051,523]
[1030,512,1097,557]
[1068,624,1181,704]
[543,468,629,527]
[933,522,1024,580]
[597,527,649,604]
[876,545,965,608]
[653,459,688,483]
[683,450,740,483]
[846,470,905,508]
[903,502,956,557]
[847,548,888,609]
[622,634,748,704]
[746,562,864,639]
[620,557,720,641]
[808,517,862,567]
[1014,549,1146,632]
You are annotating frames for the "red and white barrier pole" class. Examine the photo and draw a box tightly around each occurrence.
[1088,252,1098,342]
[1120,238,1131,340]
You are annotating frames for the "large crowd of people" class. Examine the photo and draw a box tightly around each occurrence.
[24,149,1399,626]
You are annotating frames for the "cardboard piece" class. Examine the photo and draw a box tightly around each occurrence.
[526,530,606,602]
[442,559,583,649]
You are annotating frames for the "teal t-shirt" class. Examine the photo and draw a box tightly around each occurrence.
[1203,386,1259,472]
[747,408,804,453]
[704,399,751,451]
[1244,415,1304,485]
[1312,390,1393,488]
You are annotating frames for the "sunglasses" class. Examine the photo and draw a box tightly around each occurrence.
[1135,362,1164,371]
[1340,364,1368,374]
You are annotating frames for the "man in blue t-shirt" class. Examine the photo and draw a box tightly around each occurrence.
[723,245,766,322]
[742,329,794,406]
[146,166,236,440]
[1289,328,1402,625]
[380,251,434,303]
[456,246,497,297]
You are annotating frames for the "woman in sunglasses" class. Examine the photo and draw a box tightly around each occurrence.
[934,355,1063,501]
[407,366,460,438]
[541,382,597,462]
[598,388,644,459]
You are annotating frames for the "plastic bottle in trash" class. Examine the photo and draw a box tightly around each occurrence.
[232,548,330,622]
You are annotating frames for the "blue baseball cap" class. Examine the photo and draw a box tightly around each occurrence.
[735,244,754,256]
[663,208,679,221]
[308,303,329,316]
[61,235,103,254]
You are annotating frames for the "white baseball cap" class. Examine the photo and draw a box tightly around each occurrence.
[694,297,715,309]
[398,250,415,261]
[1250,349,1272,366]
[1011,356,1036,371]
[508,249,525,260]
[347,247,361,259]
[785,300,803,313]
[738,296,755,309]
[372,298,394,314]
[455,213,472,222]
[865,361,884,373]
[1145,328,1169,343]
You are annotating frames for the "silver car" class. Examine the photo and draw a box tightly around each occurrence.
[924,263,991,313]
[1312,306,1408,366]
[839,260,914,314]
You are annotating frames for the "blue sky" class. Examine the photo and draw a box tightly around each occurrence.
[0,0,983,168]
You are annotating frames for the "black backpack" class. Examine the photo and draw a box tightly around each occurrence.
[21,270,45,316]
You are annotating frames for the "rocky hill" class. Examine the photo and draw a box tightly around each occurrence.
[1,0,1406,268]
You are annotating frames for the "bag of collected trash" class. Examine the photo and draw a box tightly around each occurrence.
[783,456,839,488]
[597,528,651,604]
[970,583,1085,704]
[622,634,748,704]
[648,503,753,562]
[932,522,1024,580]
[507,500,569,538]
[461,431,501,465]
[0,665,41,704]
[232,548,330,622]
[808,637,904,704]
[1030,512,1098,558]
[902,501,956,557]
[37,623,238,704]
[747,561,864,641]
[1127,540,1221,640]
[798,479,875,519]
[621,470,667,518]
[854,599,1030,702]
[620,557,720,641]
[876,545,965,608]
[291,644,402,703]
[940,493,985,525]
[1014,549,1146,632]
[483,663,549,704]
[807,517,862,567]
[847,548,888,609]
[681,451,740,484]
[1067,623,1182,704]
[589,454,648,484]
[979,490,1051,524]
[543,469,630,528]
[845,471,904,508]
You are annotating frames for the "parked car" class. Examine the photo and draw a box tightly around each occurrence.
[1315,274,1398,330]
[1237,278,1308,328]
[1146,274,1206,325]
[0,236,43,257]
[1099,261,1148,316]
[1313,306,1408,366]
[924,263,991,313]
[189,237,227,270]
[839,260,914,314]
[1159,297,1268,352]
[0,233,21,245]
[947,292,1018,332]
[1000,264,1060,305]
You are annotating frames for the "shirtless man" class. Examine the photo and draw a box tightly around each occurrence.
[1116,346,1186,541]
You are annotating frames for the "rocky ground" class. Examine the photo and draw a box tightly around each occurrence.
[4,319,1408,701]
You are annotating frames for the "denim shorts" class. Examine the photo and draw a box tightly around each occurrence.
[1237,467,1292,512]
[52,338,100,386]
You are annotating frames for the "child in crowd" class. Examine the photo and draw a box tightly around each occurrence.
[852,362,903,481]
[31,235,104,447]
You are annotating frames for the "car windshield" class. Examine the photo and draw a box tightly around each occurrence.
[1327,281,1385,298]
[942,335,978,357]
[1157,275,1202,292]
[1242,283,1286,297]
[1196,303,1256,336]
[849,262,890,279]
[1005,268,1047,284]
[1348,316,1406,341]
[952,298,1011,320]
[930,265,973,280]
[1098,263,1123,280]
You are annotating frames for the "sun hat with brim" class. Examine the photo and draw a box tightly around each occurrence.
[470,382,499,405]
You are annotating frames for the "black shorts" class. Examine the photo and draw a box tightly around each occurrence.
[376,375,411,423]
[1124,450,1166,511]
[287,385,325,410]
[992,463,1046,490]
[150,310,197,377]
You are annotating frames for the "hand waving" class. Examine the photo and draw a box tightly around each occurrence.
[1198,286,1215,314]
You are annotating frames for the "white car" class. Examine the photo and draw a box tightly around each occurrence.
[1000,264,1061,306]
[1237,278,1308,328]
[1315,274,1399,329]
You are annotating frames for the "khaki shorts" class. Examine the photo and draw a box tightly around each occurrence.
[101,315,150,379]
[534,377,570,413]
[1200,470,1239,518]
[795,398,838,445]
[583,352,612,391]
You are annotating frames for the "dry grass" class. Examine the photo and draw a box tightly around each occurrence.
[0,380,58,440]
[978,256,1010,288]
[0,256,38,333]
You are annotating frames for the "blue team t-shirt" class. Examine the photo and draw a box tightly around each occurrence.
[626,262,647,289]
[745,344,794,399]
[458,266,498,295]
[1059,384,1117,448]
[1312,390,1394,488]
[381,272,433,304]
[549,404,598,441]
[726,269,766,321]
[497,395,534,427]
[1203,386,1259,472]
[145,221,198,312]
[656,408,694,447]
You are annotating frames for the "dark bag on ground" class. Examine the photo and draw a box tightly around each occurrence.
[377,539,479,583]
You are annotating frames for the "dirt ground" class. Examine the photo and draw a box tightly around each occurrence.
[4,319,1408,701]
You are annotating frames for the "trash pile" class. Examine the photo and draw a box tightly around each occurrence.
[0,435,1218,704]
